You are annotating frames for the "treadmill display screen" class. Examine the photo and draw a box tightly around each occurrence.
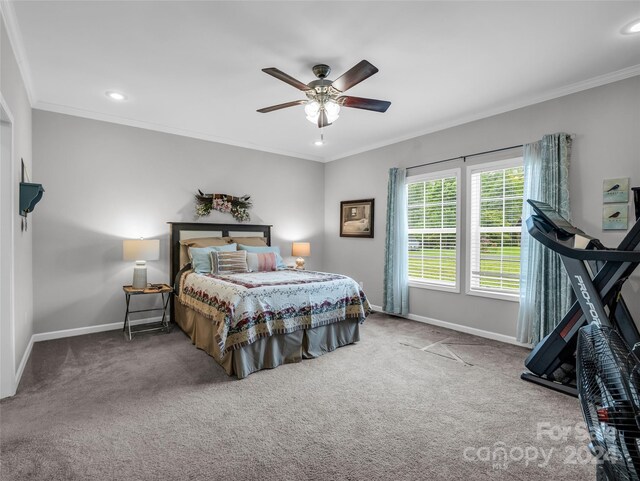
[527,199,580,235]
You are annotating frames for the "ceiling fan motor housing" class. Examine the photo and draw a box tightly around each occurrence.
[306,79,334,104]
[312,64,331,79]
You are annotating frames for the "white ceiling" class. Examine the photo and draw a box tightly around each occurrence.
[4,1,640,162]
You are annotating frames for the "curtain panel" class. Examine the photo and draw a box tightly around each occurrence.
[383,167,409,316]
[517,133,572,344]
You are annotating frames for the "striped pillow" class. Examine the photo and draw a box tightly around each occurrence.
[210,250,248,274]
[246,252,277,272]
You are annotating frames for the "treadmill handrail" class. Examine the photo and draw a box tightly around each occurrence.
[527,216,640,262]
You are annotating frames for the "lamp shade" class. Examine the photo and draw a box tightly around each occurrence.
[123,239,160,261]
[291,242,311,257]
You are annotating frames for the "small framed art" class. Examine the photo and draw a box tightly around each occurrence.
[603,177,629,203]
[340,199,374,238]
[603,203,628,230]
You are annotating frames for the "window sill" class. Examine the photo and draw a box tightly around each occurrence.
[466,288,520,303]
[409,280,460,294]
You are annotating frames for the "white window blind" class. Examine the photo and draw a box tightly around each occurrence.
[468,158,524,299]
[407,169,459,291]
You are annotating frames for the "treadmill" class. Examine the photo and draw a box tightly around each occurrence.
[521,199,640,396]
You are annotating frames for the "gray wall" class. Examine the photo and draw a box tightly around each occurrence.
[31,77,640,341]
[32,111,324,333]
[324,76,640,339]
[1,17,33,373]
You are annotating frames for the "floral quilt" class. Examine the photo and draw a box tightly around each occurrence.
[178,269,370,354]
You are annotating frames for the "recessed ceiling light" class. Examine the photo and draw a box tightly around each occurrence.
[314,139,324,146]
[105,90,127,101]
[621,19,640,35]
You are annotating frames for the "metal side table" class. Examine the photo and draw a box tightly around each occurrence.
[122,284,172,340]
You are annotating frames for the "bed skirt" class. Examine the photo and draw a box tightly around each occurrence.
[174,301,361,379]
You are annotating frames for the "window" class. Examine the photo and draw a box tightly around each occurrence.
[407,169,460,292]
[467,158,524,301]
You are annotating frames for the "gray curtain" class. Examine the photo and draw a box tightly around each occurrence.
[517,133,572,344]
[383,167,409,316]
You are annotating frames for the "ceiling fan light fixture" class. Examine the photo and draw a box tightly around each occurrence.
[305,100,340,124]
[305,101,320,123]
[324,101,340,123]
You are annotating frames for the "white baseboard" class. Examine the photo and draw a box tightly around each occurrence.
[369,304,531,348]
[12,305,531,395]
[8,316,166,398]
[13,335,34,398]
[31,316,166,342]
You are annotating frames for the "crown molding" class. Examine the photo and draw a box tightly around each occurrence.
[1,0,638,163]
[33,100,325,163]
[12,2,638,168]
[326,65,640,162]
[0,1,36,106]
[36,63,640,165]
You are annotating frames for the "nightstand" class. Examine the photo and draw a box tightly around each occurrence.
[122,284,172,340]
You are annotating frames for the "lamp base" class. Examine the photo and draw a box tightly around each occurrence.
[132,261,147,289]
[295,257,305,270]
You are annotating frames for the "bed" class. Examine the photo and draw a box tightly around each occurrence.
[168,222,370,379]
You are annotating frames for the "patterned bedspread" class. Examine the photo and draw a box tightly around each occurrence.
[178,269,370,354]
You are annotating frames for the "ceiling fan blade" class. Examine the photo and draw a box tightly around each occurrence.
[262,68,311,91]
[331,60,379,93]
[257,100,306,113]
[318,109,331,128]
[338,96,391,113]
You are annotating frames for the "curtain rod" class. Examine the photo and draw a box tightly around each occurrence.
[406,134,576,171]
[406,144,523,171]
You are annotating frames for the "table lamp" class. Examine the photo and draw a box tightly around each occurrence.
[291,242,311,270]
[123,239,160,288]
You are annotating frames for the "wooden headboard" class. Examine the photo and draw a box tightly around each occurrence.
[167,222,272,319]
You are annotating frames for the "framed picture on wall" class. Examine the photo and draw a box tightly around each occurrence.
[603,177,629,203]
[340,199,375,238]
[603,203,628,230]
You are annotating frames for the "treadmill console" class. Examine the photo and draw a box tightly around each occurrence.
[527,199,584,237]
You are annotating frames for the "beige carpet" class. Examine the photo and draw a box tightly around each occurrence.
[1,312,593,480]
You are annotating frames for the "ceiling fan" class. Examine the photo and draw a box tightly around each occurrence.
[257,60,391,128]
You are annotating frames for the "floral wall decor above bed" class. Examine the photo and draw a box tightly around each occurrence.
[195,190,252,221]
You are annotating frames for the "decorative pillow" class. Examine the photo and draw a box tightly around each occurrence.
[189,243,237,274]
[179,237,232,268]
[237,244,286,269]
[229,237,268,247]
[246,252,277,272]
[210,250,248,274]
[180,236,232,248]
